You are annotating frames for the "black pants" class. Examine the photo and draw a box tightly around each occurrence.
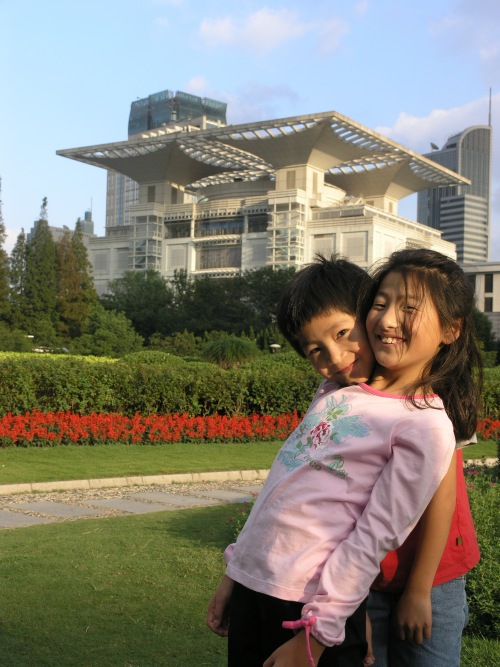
[228,582,367,667]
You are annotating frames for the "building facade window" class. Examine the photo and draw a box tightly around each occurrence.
[343,231,368,262]
[116,248,129,270]
[165,221,191,239]
[247,214,268,233]
[147,186,156,203]
[94,252,110,272]
[251,241,267,262]
[168,245,187,270]
[484,296,493,312]
[312,234,335,257]
[194,218,244,237]
[484,273,493,293]
[197,244,241,270]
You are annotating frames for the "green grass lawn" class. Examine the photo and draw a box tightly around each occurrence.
[0,504,496,666]
[0,505,231,667]
[464,440,497,460]
[0,441,283,485]
[0,440,495,486]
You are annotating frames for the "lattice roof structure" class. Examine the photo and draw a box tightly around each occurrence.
[57,110,469,199]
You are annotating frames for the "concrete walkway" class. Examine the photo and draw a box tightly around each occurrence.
[0,457,494,530]
[0,470,268,530]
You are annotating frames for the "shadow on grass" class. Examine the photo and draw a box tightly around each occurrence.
[0,505,236,667]
[145,502,239,550]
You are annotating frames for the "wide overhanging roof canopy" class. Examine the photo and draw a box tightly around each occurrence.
[57,110,470,199]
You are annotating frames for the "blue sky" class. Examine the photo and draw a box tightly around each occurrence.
[1,0,499,258]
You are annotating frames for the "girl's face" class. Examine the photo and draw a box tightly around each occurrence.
[365,271,453,393]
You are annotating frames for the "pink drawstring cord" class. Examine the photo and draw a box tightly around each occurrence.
[282,615,317,667]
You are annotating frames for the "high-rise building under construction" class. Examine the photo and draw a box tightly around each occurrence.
[106,90,227,229]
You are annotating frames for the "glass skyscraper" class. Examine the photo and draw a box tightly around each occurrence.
[417,126,492,262]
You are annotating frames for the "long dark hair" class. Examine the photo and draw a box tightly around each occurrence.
[362,248,483,440]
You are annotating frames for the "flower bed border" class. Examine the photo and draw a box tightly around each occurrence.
[0,411,496,447]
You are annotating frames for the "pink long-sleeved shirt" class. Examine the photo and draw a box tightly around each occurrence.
[225,381,455,647]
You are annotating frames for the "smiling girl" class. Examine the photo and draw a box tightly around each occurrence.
[362,249,482,667]
[207,251,482,667]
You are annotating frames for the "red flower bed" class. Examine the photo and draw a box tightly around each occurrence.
[0,411,495,447]
[0,410,302,447]
[476,418,500,441]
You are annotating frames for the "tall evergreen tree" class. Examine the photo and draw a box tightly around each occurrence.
[0,178,10,321]
[9,229,28,330]
[56,229,97,340]
[24,206,58,342]
[39,196,48,222]
[73,220,96,296]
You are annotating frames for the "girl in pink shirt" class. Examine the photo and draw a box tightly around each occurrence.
[207,250,482,667]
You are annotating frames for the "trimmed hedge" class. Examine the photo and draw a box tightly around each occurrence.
[481,366,500,419]
[0,355,319,417]
[0,354,496,419]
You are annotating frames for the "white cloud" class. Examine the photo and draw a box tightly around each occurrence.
[152,16,170,29]
[151,0,185,5]
[198,16,234,48]
[378,94,500,261]
[224,82,300,124]
[430,1,500,86]
[317,18,349,55]
[198,8,312,54]
[355,1,369,17]
[185,75,210,95]
[480,44,500,64]
[377,96,494,153]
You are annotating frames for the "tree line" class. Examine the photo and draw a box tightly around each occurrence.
[0,194,143,356]
[0,193,296,356]
[0,189,497,361]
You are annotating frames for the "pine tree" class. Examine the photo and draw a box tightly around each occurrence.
[0,178,10,321]
[72,220,98,305]
[39,196,48,223]
[56,228,97,340]
[9,229,28,330]
[24,205,58,343]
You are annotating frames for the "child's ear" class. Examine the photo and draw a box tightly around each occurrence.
[442,319,462,345]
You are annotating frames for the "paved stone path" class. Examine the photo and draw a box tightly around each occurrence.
[0,472,267,530]
[0,457,493,531]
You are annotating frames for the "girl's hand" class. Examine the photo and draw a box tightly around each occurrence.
[363,611,375,665]
[263,631,326,667]
[394,589,432,644]
[206,574,234,637]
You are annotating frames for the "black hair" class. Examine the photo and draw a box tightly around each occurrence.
[362,248,483,440]
[276,253,371,357]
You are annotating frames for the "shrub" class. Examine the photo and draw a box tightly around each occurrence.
[0,352,495,420]
[482,367,500,420]
[202,336,261,369]
[232,364,319,416]
[71,305,144,357]
[118,351,186,367]
[464,466,500,639]
[230,497,257,541]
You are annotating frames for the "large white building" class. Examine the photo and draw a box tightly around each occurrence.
[461,261,500,338]
[57,110,469,296]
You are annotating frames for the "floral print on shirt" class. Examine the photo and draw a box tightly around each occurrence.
[277,393,371,477]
